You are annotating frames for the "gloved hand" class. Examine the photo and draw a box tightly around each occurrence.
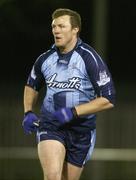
[22,111,39,134]
[53,107,78,124]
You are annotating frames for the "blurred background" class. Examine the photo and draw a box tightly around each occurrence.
[0,0,136,179]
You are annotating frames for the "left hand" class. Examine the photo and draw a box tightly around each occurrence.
[53,107,78,124]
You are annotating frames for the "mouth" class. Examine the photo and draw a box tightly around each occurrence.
[55,36,62,40]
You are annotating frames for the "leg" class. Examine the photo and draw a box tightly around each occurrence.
[62,162,83,180]
[38,140,66,180]
[61,129,96,180]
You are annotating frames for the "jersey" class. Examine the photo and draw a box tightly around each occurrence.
[26,38,115,132]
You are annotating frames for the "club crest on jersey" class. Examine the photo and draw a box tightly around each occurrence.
[97,71,110,86]
[47,73,81,89]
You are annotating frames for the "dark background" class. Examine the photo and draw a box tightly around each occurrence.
[0,0,136,180]
[1,0,135,84]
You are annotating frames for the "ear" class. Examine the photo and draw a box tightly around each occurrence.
[73,27,79,35]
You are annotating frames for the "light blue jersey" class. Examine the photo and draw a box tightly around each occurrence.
[27,38,115,132]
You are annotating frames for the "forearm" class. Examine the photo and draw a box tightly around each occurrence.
[24,86,39,113]
[75,97,114,116]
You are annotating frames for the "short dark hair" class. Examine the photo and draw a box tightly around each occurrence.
[52,8,81,36]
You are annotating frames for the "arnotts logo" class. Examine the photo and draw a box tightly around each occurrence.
[47,73,81,89]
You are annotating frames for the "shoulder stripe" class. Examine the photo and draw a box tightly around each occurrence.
[80,46,98,66]
[80,46,105,66]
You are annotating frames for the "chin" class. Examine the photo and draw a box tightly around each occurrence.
[55,43,64,48]
[55,40,65,47]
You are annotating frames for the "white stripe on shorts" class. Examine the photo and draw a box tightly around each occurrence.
[83,129,96,165]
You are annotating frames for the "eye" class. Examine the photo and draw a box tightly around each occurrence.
[60,25,65,28]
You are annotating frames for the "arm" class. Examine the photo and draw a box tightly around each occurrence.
[24,85,39,113]
[22,86,39,134]
[75,46,116,116]
[24,53,45,113]
[53,97,114,124]
[22,55,45,134]
[75,96,114,116]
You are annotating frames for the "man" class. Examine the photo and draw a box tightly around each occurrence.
[22,8,115,180]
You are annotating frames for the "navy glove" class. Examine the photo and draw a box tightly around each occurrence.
[22,111,39,134]
[53,107,78,124]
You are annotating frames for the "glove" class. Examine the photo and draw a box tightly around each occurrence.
[53,107,78,124]
[22,111,39,134]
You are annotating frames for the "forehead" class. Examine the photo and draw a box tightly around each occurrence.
[52,15,71,26]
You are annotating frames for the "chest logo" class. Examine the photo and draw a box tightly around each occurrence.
[47,73,81,89]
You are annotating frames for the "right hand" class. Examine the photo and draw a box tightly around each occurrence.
[22,111,39,134]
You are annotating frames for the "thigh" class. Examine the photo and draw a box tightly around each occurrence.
[62,162,83,180]
[38,140,66,178]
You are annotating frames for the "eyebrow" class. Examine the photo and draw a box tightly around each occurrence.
[51,22,66,27]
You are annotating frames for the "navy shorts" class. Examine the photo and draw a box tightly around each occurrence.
[37,128,96,167]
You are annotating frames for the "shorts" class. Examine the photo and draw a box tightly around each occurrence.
[37,128,96,167]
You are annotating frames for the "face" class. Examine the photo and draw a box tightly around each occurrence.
[52,15,78,53]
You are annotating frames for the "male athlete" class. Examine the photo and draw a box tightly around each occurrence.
[22,8,116,180]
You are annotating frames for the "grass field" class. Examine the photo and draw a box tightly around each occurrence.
[0,158,136,180]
